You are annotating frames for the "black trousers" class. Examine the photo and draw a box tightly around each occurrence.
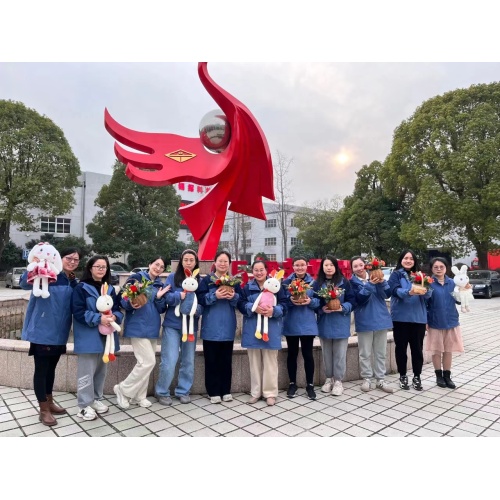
[33,354,62,402]
[203,340,234,397]
[285,335,315,385]
[392,321,426,377]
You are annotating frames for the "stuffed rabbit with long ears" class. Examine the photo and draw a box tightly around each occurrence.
[175,268,200,342]
[451,265,474,313]
[252,269,285,342]
[96,283,121,363]
[26,242,62,298]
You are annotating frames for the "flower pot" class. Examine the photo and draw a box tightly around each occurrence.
[219,285,234,294]
[411,284,427,295]
[370,269,384,280]
[293,292,307,303]
[131,294,148,307]
[327,298,341,310]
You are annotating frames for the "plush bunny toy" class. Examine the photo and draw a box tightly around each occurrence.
[96,283,121,363]
[175,268,200,342]
[251,269,285,342]
[451,265,474,313]
[26,242,62,298]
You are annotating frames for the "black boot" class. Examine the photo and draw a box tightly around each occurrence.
[443,370,456,389]
[435,369,446,388]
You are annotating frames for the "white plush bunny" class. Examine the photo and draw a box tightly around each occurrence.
[451,265,474,313]
[96,283,121,363]
[175,268,200,342]
[251,269,285,342]
[26,242,62,298]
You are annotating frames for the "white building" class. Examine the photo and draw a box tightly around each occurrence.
[9,172,302,263]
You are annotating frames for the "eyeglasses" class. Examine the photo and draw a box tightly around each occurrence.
[92,266,107,271]
[64,257,80,263]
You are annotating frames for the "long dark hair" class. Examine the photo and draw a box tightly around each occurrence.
[174,249,199,287]
[82,255,111,284]
[396,249,420,274]
[316,255,344,287]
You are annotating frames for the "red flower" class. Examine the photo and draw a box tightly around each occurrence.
[130,285,138,293]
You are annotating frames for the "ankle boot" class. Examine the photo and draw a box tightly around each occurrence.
[443,370,456,389]
[435,369,446,388]
[39,401,57,426]
[46,394,67,414]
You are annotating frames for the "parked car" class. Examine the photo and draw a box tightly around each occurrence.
[109,271,119,286]
[381,267,395,281]
[467,270,500,299]
[110,264,128,272]
[130,267,149,274]
[5,267,27,288]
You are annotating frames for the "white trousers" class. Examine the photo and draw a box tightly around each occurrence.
[247,349,279,398]
[120,338,157,401]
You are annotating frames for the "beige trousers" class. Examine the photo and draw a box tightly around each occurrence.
[120,338,157,401]
[247,348,279,398]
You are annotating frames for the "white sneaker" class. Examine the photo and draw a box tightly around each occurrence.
[222,394,233,402]
[130,398,153,408]
[210,396,222,404]
[376,380,395,393]
[331,380,344,396]
[113,384,130,409]
[361,378,371,392]
[321,378,333,393]
[77,406,97,421]
[90,400,109,414]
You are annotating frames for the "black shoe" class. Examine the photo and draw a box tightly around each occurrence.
[305,384,316,400]
[435,369,446,388]
[399,375,410,390]
[443,370,456,389]
[412,376,423,391]
[287,383,298,398]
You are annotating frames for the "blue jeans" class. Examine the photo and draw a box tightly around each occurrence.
[155,326,196,397]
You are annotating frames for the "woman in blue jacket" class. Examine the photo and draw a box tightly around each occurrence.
[350,256,394,394]
[237,260,288,406]
[21,247,81,426]
[71,255,123,421]
[388,249,432,391]
[313,255,356,397]
[155,249,202,406]
[197,251,241,404]
[113,257,168,410]
[282,256,319,400]
[426,257,464,389]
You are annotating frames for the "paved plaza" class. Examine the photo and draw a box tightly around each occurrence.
[1,295,500,437]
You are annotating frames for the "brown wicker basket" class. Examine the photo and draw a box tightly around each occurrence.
[327,298,341,310]
[131,294,148,307]
[370,269,384,280]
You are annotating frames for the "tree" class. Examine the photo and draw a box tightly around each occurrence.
[273,150,295,259]
[331,161,405,264]
[381,83,500,269]
[0,100,81,262]
[226,212,252,261]
[87,161,182,266]
[289,243,315,261]
[293,197,343,258]
[0,240,24,270]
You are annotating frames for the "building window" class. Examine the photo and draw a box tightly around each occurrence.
[40,217,71,234]
[265,219,277,228]
[222,224,229,233]
[291,237,301,246]
[267,254,277,261]
[265,237,277,246]
[241,239,251,248]
[219,240,230,248]
[242,221,251,230]
[290,218,297,227]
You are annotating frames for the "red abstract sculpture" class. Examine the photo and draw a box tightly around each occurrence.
[104,62,274,260]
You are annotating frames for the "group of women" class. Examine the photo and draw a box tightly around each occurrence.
[20,246,465,426]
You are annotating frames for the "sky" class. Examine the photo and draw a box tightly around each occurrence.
[2,61,499,205]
